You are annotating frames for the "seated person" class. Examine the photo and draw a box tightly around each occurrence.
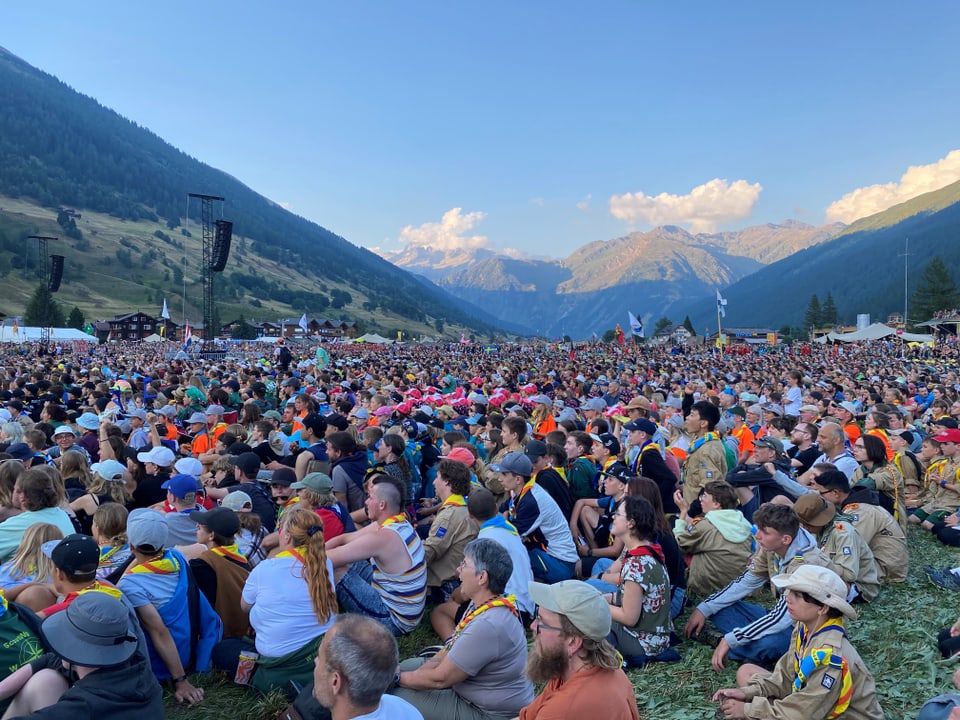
[422,459,477,603]
[520,580,640,720]
[569,466,629,578]
[159,474,204,546]
[0,469,76,562]
[713,565,884,720]
[600,496,674,666]
[326,476,427,635]
[493,453,579,584]
[91,503,133,583]
[684,503,838,671]
[289,472,356,542]
[188,507,251,640]
[672,481,754,597]
[792,494,881,603]
[117,509,219,706]
[0,593,164,719]
[393,538,534,720]
[312,614,424,720]
[236,506,337,694]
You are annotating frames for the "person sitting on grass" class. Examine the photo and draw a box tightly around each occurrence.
[672,480,754,598]
[392,538,534,720]
[684,503,838,672]
[599,496,677,668]
[569,466,630,578]
[422,459,477,604]
[188,507,251,640]
[713,564,883,720]
[0,593,164,719]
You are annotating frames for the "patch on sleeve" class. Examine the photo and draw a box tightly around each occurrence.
[821,674,836,689]
[435,527,447,538]
[705,471,713,479]
[842,546,851,555]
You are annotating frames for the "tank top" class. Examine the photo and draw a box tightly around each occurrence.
[371,520,426,633]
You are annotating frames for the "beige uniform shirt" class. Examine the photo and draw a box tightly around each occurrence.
[423,503,477,587]
[682,437,727,505]
[816,520,881,602]
[840,501,908,583]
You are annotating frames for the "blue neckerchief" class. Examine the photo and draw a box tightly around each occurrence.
[480,515,519,536]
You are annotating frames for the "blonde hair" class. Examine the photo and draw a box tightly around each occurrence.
[5,523,62,583]
[280,507,337,624]
[86,470,131,506]
[93,503,129,546]
[60,452,91,487]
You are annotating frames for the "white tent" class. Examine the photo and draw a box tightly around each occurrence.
[814,322,934,344]
[0,326,98,344]
[355,333,393,344]
[142,333,165,343]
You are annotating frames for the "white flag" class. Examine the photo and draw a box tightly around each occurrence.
[628,311,644,338]
[298,314,309,333]
[716,289,727,318]
[161,298,170,320]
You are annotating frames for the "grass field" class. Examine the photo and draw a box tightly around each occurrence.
[164,526,960,719]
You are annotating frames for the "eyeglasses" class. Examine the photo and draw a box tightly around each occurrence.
[818,489,834,497]
[534,612,564,635]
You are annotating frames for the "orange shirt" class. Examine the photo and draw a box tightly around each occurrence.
[731,424,755,459]
[843,422,862,445]
[867,428,894,461]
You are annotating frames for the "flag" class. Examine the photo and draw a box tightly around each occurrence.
[184,323,193,349]
[12,320,18,336]
[569,348,576,361]
[460,333,470,345]
[615,324,625,346]
[716,289,727,318]
[161,299,170,320]
[397,330,402,341]
[298,313,309,333]
[628,311,644,338]
[159,325,165,338]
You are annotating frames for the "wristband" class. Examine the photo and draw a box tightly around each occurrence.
[394,672,401,687]
[942,480,949,488]
[173,674,188,683]
[587,548,593,557]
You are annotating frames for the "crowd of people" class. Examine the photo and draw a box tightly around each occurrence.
[0,335,956,718]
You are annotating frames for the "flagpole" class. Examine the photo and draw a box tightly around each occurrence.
[716,291,723,356]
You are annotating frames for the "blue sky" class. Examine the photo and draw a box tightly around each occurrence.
[4,2,960,259]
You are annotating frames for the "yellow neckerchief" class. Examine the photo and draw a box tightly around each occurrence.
[554,465,567,482]
[444,594,518,650]
[126,551,179,575]
[792,618,852,718]
[441,493,467,508]
[0,590,7,616]
[278,496,300,518]
[927,458,950,486]
[209,543,249,565]
[380,513,407,528]
[70,580,123,601]
[598,456,617,493]
[275,546,306,563]
[515,478,536,506]
[99,543,128,565]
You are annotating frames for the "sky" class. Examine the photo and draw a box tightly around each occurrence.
[4,2,960,260]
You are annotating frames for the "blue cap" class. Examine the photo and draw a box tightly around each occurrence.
[161,473,198,499]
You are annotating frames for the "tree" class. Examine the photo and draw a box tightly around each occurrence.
[24,284,66,326]
[803,294,822,330]
[821,293,838,327]
[683,315,696,334]
[912,256,960,323]
[654,316,672,335]
[231,314,258,340]
[601,329,616,343]
[67,306,84,329]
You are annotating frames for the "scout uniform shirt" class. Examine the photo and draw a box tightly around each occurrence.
[422,494,478,588]
[839,501,908,583]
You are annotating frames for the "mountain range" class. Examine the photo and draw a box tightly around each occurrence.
[383,220,844,337]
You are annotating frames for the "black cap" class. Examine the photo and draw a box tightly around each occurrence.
[326,413,349,431]
[44,534,99,576]
[268,467,297,487]
[524,439,548,460]
[229,452,261,478]
[189,507,240,537]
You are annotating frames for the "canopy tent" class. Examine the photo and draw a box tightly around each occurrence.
[814,322,934,344]
[142,333,165,343]
[355,333,393,344]
[0,326,98,344]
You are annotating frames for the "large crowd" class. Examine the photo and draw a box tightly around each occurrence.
[0,335,958,719]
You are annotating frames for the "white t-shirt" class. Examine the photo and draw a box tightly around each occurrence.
[478,525,535,614]
[355,695,423,720]
[242,553,336,657]
[784,386,803,417]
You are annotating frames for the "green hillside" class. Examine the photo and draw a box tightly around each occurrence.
[0,47,502,338]
[680,179,960,330]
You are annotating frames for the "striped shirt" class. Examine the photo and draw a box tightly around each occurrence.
[372,520,426,633]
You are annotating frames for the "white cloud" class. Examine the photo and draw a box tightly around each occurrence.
[277,201,292,210]
[576,194,592,211]
[825,149,960,224]
[397,208,492,252]
[609,178,762,233]
[529,197,545,206]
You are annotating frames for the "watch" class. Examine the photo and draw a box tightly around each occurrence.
[394,672,401,687]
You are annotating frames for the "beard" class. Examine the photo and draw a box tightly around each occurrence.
[526,641,570,684]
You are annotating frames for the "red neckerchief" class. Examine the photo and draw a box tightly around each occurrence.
[626,542,665,564]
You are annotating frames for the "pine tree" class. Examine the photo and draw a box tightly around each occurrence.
[654,317,672,335]
[67,306,84,329]
[821,293,838,326]
[24,284,65,326]
[231,314,257,340]
[683,315,696,334]
[803,294,822,330]
[912,256,960,322]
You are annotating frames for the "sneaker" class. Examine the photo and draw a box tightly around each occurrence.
[929,569,960,591]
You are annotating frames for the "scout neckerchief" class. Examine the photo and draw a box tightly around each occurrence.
[927,458,949,487]
[690,431,719,453]
[209,543,249,565]
[67,580,123,602]
[126,550,179,575]
[510,479,536,521]
[380,513,407,528]
[625,542,664,564]
[99,543,128,566]
[479,515,519,536]
[275,546,306,563]
[595,457,617,494]
[629,440,658,475]
[441,494,466,508]
[444,594,519,650]
[792,618,852,718]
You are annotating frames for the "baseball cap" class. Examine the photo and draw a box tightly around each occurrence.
[42,534,99,576]
[137,446,175,467]
[582,398,606,413]
[441,447,475,467]
[528,580,611,640]
[837,401,859,416]
[523,439,548,460]
[90,460,126,482]
[489,452,533,477]
[187,412,208,425]
[601,465,635,484]
[127,409,147,421]
[229,452,261,478]
[799,404,819,414]
[205,405,225,416]
[727,406,746,419]
[6,443,33,461]
[127,508,168,552]
[624,418,657,435]
[161,473,198,499]
[175,457,204,478]
[221,490,253,512]
[589,433,621,455]
[190,507,240,537]
[326,413,350,431]
[529,394,552,406]
[934,428,960,444]
[301,412,327,436]
[268,467,297,487]
[291,472,334,494]
[753,436,784,455]
[263,410,282,422]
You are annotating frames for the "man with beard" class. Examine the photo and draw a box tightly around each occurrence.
[519,580,639,720]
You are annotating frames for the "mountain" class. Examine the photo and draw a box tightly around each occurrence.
[677,178,960,330]
[0,47,504,338]
[392,220,842,337]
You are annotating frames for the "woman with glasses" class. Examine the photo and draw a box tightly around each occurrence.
[393,538,534,720]
[851,434,907,533]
